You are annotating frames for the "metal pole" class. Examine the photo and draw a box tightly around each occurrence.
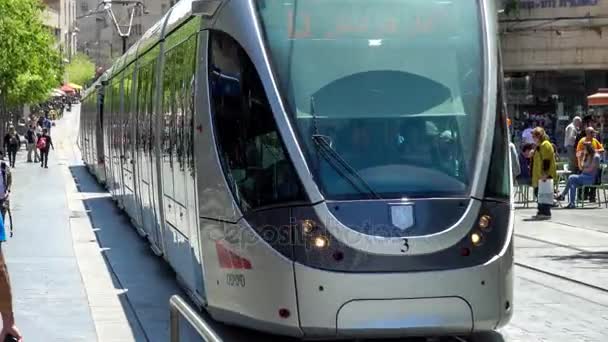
[170,306,180,342]
[122,36,127,54]
[168,295,222,342]
[96,17,102,67]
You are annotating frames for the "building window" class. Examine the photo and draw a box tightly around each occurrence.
[161,4,167,14]
[81,2,89,13]
[133,24,142,36]
[209,31,305,212]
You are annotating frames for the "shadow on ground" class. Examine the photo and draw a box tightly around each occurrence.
[548,251,608,264]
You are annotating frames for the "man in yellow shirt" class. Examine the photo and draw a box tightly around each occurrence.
[576,126,604,166]
[575,126,604,203]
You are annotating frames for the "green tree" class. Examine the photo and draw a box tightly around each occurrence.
[503,0,521,15]
[65,53,95,86]
[0,0,62,110]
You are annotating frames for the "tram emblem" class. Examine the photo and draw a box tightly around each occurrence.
[390,204,414,231]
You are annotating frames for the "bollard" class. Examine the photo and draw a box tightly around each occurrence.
[168,295,222,342]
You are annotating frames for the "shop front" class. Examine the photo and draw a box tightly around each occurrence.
[500,0,608,151]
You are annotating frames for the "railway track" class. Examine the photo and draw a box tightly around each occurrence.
[515,233,608,294]
[542,218,608,236]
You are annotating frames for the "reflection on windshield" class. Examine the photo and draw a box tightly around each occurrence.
[256,0,484,200]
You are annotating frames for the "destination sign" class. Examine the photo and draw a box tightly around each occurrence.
[518,0,599,10]
[285,6,453,39]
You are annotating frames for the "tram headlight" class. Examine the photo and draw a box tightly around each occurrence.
[301,219,316,234]
[479,214,492,232]
[471,231,483,246]
[313,235,329,249]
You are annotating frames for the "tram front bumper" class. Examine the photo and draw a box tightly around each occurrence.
[294,248,513,338]
[337,297,472,338]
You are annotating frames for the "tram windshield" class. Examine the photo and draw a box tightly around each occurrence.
[256,0,485,200]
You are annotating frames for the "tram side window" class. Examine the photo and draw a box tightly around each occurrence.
[485,71,510,199]
[209,31,305,212]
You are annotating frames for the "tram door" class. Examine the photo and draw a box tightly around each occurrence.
[107,81,120,199]
[121,68,139,224]
[159,23,205,301]
[135,59,163,253]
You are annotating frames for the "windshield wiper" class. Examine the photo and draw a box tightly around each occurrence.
[312,135,382,200]
[309,96,381,200]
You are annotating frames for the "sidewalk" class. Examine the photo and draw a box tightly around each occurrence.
[503,205,608,342]
[3,106,279,342]
[3,106,138,341]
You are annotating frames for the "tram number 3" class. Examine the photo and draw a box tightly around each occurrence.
[401,239,410,253]
[226,274,246,288]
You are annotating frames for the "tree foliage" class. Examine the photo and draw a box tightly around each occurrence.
[65,53,95,87]
[0,0,63,107]
[503,0,521,15]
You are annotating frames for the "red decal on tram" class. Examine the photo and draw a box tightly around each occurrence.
[215,242,252,270]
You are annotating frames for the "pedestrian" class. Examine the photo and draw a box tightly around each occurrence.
[0,162,10,221]
[531,127,557,220]
[37,128,54,168]
[0,159,19,341]
[576,126,604,163]
[25,125,38,163]
[0,224,22,341]
[2,128,19,168]
[521,121,536,145]
[37,115,44,129]
[516,144,534,185]
[42,115,52,134]
[556,142,600,208]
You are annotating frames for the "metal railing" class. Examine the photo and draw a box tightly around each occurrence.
[169,295,222,342]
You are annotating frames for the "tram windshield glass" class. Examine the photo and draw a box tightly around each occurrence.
[256,0,485,200]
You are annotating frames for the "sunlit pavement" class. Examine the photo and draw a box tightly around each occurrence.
[3,104,608,341]
[501,205,608,341]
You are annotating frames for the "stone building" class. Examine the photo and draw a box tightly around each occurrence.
[500,0,608,147]
[76,0,174,70]
[42,0,78,59]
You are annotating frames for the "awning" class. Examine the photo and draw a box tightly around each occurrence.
[60,84,76,93]
[67,82,83,90]
[588,88,608,107]
[51,88,66,97]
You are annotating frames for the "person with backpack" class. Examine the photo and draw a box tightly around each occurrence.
[3,128,19,168]
[37,129,54,168]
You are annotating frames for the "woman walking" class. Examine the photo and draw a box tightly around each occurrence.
[531,127,557,219]
[37,129,54,169]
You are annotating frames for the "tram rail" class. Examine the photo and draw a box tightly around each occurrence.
[514,233,608,293]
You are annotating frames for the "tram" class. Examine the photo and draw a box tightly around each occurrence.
[80,0,513,339]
